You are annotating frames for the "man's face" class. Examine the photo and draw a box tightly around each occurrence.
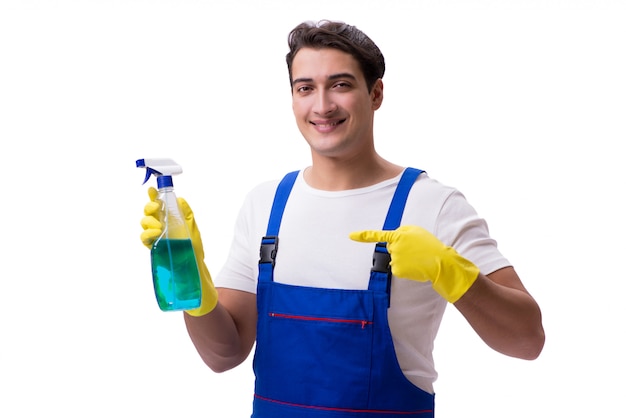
[290,47,383,160]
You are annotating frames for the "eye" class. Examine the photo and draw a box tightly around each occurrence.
[333,81,352,90]
[295,85,313,94]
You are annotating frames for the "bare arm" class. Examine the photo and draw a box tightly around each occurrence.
[184,288,257,373]
[453,266,545,360]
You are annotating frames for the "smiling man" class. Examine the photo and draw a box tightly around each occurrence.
[140,20,545,417]
[291,48,382,168]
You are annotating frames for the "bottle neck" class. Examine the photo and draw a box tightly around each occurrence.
[157,187,184,232]
[158,186,175,193]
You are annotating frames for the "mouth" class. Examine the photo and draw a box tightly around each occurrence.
[310,119,346,131]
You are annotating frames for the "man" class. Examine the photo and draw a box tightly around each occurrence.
[140,20,544,417]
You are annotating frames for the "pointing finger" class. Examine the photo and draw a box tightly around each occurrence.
[349,229,395,243]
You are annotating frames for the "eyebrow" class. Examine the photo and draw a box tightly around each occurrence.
[291,72,358,86]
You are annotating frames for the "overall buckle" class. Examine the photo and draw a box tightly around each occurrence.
[259,236,279,266]
[372,243,391,274]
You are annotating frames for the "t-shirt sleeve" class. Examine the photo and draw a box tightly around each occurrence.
[213,180,278,294]
[435,190,512,275]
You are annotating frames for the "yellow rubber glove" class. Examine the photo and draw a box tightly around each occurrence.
[140,187,218,316]
[349,225,480,303]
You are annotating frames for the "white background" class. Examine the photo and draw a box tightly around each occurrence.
[1,0,625,416]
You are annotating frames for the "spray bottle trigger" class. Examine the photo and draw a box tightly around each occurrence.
[142,167,163,185]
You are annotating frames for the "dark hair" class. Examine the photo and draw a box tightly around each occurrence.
[286,20,385,92]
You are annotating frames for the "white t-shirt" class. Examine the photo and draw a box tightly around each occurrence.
[215,168,511,393]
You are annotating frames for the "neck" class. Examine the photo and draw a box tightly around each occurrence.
[304,154,403,191]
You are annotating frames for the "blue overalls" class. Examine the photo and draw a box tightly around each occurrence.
[252,168,435,418]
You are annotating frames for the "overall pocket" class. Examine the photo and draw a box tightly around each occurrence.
[254,283,375,409]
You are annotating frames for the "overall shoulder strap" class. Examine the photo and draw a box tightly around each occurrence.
[370,167,424,298]
[258,171,299,281]
[265,170,299,237]
[382,167,423,230]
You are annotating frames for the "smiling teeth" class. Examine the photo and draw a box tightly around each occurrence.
[314,121,340,127]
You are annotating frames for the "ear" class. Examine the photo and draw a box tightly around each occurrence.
[371,79,384,110]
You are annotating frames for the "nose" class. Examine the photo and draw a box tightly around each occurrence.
[313,90,337,115]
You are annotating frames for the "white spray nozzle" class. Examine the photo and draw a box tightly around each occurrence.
[136,158,183,188]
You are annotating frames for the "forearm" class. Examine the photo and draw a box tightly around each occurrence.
[453,268,545,360]
[183,288,257,373]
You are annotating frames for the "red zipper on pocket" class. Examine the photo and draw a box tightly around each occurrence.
[269,312,373,329]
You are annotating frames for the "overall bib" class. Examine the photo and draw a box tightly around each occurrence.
[252,168,435,418]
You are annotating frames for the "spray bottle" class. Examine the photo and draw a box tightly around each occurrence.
[136,158,202,312]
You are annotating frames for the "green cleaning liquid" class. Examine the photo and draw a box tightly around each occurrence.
[151,238,202,311]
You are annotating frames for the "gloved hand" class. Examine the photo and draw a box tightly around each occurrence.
[349,225,480,303]
[140,187,218,316]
